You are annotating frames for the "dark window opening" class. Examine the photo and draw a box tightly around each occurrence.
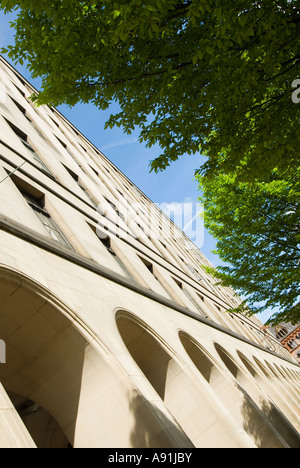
[139,256,154,274]
[99,235,134,281]
[21,190,74,250]
[5,119,52,176]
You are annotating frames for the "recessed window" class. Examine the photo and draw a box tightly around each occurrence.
[99,235,134,281]
[139,256,154,274]
[287,340,298,350]
[277,328,288,339]
[186,263,202,281]
[89,165,99,177]
[10,96,27,116]
[173,278,207,317]
[50,116,60,128]
[21,190,74,250]
[78,182,99,208]
[173,278,183,289]
[79,144,87,153]
[63,165,99,209]
[104,197,125,222]
[138,256,172,299]
[5,119,52,176]
[9,96,45,139]
[55,135,78,160]
[12,82,26,98]
[63,165,79,182]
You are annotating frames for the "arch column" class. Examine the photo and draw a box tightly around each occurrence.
[274,364,300,407]
[265,362,300,408]
[0,382,36,448]
[250,357,300,429]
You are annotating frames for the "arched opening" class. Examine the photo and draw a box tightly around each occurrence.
[215,345,300,448]
[179,333,297,448]
[238,354,300,440]
[116,314,177,401]
[265,361,300,406]
[179,333,262,447]
[0,268,157,448]
[0,272,90,448]
[117,315,250,447]
[253,357,271,378]
[277,364,300,407]
[8,392,71,448]
[180,333,231,390]
[237,352,268,387]
[116,314,200,446]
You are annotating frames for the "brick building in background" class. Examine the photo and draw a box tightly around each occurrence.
[269,324,300,365]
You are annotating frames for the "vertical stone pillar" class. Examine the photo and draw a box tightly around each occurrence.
[0,383,36,448]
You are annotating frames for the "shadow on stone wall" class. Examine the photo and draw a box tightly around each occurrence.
[241,392,300,449]
[129,391,194,449]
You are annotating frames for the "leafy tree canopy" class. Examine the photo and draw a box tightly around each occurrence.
[198,169,300,325]
[1,0,299,180]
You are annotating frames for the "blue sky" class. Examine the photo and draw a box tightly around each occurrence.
[0,10,273,323]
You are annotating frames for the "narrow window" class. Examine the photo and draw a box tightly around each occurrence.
[287,340,298,350]
[186,263,202,281]
[174,278,207,317]
[78,181,99,209]
[5,119,52,175]
[12,82,26,98]
[139,256,154,274]
[22,190,74,250]
[55,135,79,163]
[63,165,98,209]
[138,256,172,298]
[89,165,99,177]
[277,328,288,339]
[100,236,134,281]
[10,96,27,116]
[104,197,125,222]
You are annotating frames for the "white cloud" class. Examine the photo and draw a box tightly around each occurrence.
[101,137,139,151]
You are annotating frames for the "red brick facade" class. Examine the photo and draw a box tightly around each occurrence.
[280,325,300,364]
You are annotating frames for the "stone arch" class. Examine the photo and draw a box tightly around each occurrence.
[274,363,300,406]
[1,267,184,448]
[178,332,259,447]
[116,312,201,445]
[237,353,300,443]
[116,311,181,401]
[116,313,246,447]
[265,360,278,378]
[180,333,247,396]
[215,345,299,448]
[264,360,300,403]
[254,357,300,409]
[6,392,71,448]
[0,267,90,447]
[253,357,271,377]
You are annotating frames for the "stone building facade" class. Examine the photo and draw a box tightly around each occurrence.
[0,55,299,448]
